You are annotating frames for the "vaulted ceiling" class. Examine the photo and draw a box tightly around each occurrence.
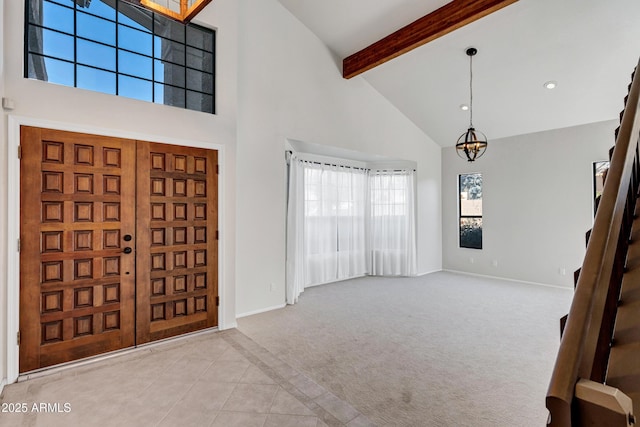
[276,0,640,146]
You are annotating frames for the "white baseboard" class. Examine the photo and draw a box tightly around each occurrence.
[0,378,6,395]
[442,269,573,290]
[221,321,238,329]
[415,269,443,277]
[237,303,287,319]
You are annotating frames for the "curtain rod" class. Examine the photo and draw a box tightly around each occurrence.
[286,151,415,172]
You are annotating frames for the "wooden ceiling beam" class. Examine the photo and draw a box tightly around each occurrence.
[342,0,518,79]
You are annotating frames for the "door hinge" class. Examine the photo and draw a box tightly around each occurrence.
[18,145,22,159]
[215,230,219,240]
[215,296,219,307]
[216,164,219,175]
[17,238,20,252]
[17,331,20,346]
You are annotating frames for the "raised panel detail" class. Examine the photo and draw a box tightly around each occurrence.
[194,157,206,174]
[103,283,120,303]
[41,291,63,313]
[194,296,207,313]
[194,250,207,267]
[174,203,187,220]
[42,261,63,282]
[151,228,166,246]
[174,299,187,317]
[103,257,120,276]
[103,175,121,194]
[173,179,187,196]
[42,172,63,193]
[42,141,64,163]
[194,227,206,244]
[103,311,120,330]
[74,202,94,222]
[103,230,121,249]
[103,203,121,222]
[151,203,166,221]
[151,178,165,196]
[74,315,93,337]
[42,202,64,223]
[74,287,93,308]
[174,251,187,269]
[151,303,166,321]
[174,155,187,172]
[151,278,166,296]
[74,144,94,165]
[194,180,206,197]
[42,320,63,344]
[103,147,121,167]
[173,227,187,245]
[42,231,63,253]
[151,153,165,170]
[194,273,206,289]
[74,174,94,194]
[174,275,187,293]
[74,259,93,280]
[194,204,206,220]
[151,253,166,271]
[74,230,93,251]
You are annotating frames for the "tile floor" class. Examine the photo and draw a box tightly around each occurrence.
[0,329,374,427]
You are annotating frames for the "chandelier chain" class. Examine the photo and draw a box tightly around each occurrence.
[469,53,473,127]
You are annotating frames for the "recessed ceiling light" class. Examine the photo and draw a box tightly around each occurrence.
[544,81,557,89]
[460,104,469,111]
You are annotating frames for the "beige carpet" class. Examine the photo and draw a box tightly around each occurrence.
[238,271,573,427]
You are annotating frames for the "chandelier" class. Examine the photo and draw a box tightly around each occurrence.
[456,47,488,162]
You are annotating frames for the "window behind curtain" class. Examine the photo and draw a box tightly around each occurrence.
[303,163,367,286]
[286,155,418,304]
[369,170,417,276]
[25,0,215,113]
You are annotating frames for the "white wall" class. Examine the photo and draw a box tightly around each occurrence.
[442,120,617,287]
[0,0,238,385]
[0,0,7,390]
[235,0,442,316]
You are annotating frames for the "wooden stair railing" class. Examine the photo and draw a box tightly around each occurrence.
[546,58,640,427]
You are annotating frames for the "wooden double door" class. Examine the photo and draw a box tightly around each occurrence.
[19,126,218,372]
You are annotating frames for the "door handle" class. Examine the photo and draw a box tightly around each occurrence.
[123,247,133,254]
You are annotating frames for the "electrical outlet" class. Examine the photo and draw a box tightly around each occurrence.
[269,283,274,291]
[469,257,475,264]
[492,260,498,267]
[559,268,566,276]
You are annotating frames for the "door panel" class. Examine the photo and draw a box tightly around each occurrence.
[20,126,136,372]
[19,127,219,372]
[135,142,218,343]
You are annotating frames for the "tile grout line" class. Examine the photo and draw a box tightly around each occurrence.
[220,329,356,427]
[154,356,219,427]
[208,382,241,427]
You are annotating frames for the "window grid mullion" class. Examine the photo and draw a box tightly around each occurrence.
[73,1,78,87]
[25,0,215,113]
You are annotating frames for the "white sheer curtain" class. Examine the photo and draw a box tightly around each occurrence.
[368,170,417,276]
[286,155,367,304]
[286,154,305,304]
